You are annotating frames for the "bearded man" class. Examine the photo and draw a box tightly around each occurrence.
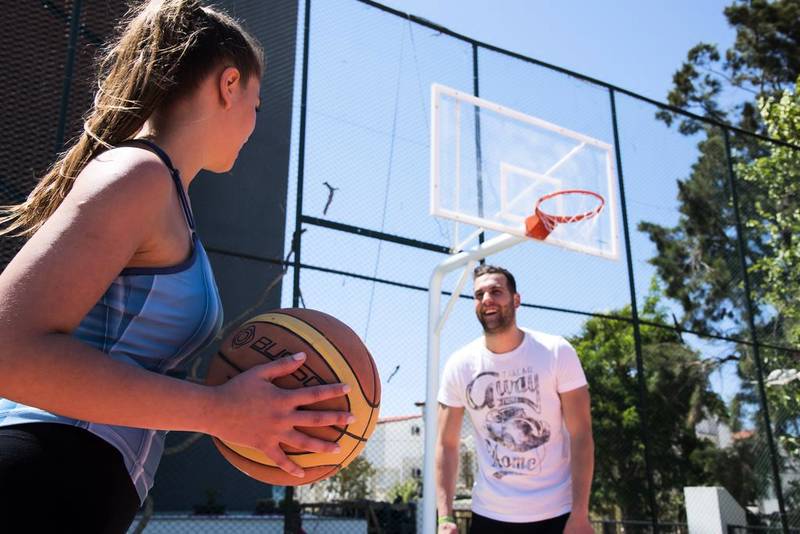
[435,265,594,534]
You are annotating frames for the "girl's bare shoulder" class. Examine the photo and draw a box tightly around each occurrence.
[71,146,176,208]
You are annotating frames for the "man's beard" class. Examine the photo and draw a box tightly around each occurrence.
[477,305,515,335]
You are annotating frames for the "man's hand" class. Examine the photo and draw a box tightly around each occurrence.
[563,513,594,534]
[438,520,458,534]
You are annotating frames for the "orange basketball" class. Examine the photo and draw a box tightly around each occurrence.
[205,308,381,486]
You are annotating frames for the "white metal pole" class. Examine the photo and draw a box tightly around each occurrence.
[423,265,444,534]
[422,232,525,534]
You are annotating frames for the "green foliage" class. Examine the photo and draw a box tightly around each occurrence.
[572,284,733,521]
[647,2,800,317]
[657,0,800,134]
[387,478,420,503]
[327,456,376,501]
[738,81,800,342]
[786,479,800,515]
[689,433,769,507]
[724,0,800,94]
[735,81,800,462]
[637,132,749,334]
[643,1,800,519]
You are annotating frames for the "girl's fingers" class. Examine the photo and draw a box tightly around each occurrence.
[263,444,305,478]
[284,382,351,406]
[252,353,307,381]
[284,430,342,454]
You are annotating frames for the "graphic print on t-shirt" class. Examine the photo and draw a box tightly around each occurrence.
[466,367,551,479]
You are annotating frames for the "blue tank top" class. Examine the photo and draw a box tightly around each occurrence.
[0,140,224,503]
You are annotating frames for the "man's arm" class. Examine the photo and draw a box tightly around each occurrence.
[435,402,464,532]
[560,385,594,534]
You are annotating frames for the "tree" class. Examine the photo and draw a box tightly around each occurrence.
[640,3,800,523]
[689,432,770,509]
[571,284,735,521]
[657,0,800,136]
[737,80,800,343]
[387,479,420,504]
[644,0,800,451]
[735,82,800,469]
[326,456,376,501]
[637,133,749,335]
[645,0,800,337]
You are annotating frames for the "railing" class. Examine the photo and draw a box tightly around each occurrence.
[449,511,689,534]
[728,526,800,534]
[299,501,417,533]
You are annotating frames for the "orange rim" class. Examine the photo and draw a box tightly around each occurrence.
[534,189,605,228]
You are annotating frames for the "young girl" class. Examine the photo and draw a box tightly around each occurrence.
[0,1,351,531]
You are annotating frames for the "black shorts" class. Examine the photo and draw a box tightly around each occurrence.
[470,511,570,534]
[0,422,140,534]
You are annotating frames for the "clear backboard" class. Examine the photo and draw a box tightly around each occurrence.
[431,83,620,260]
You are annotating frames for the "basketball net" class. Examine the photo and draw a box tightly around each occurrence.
[525,189,605,241]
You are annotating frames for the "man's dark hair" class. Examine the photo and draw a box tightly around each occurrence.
[473,264,517,294]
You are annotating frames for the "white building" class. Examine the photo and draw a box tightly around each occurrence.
[695,417,799,518]
[696,416,734,448]
[363,414,426,501]
[295,411,478,503]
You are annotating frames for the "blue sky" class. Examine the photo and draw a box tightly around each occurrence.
[280,0,746,417]
[379,0,737,103]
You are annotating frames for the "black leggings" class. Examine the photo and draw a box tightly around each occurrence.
[0,423,140,534]
[470,511,570,534]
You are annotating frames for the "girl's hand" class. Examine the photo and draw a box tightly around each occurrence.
[207,352,353,477]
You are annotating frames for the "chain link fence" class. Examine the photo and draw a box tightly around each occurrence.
[285,1,799,532]
[2,1,799,533]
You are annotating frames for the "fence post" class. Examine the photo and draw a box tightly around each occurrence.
[292,0,313,308]
[722,129,789,534]
[472,42,485,248]
[608,87,660,531]
[286,0,313,532]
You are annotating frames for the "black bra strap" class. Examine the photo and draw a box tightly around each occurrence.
[116,139,196,231]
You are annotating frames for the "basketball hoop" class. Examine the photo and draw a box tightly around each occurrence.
[525,189,605,240]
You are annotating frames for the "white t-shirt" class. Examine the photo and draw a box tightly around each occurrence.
[437,328,587,522]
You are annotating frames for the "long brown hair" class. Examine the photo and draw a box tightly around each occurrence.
[0,0,263,237]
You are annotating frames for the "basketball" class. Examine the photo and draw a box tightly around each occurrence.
[205,308,381,486]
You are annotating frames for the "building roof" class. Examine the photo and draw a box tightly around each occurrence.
[377,414,423,425]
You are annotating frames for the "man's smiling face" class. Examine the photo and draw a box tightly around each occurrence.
[473,273,520,335]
